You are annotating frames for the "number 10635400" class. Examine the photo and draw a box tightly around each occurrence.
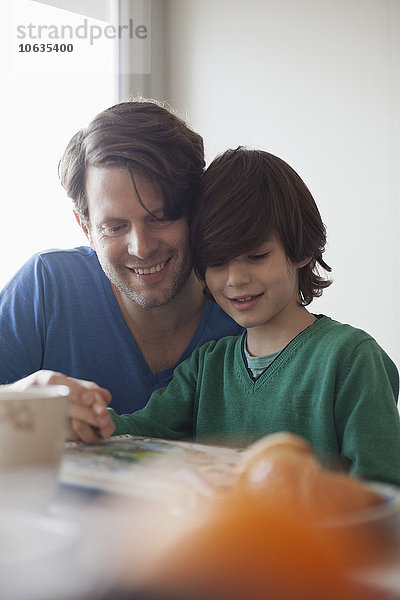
[18,43,73,53]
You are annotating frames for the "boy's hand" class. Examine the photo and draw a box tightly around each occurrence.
[69,388,115,443]
[6,369,115,443]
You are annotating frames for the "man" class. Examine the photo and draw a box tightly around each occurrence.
[0,100,242,414]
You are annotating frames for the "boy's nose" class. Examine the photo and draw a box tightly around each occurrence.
[226,260,251,287]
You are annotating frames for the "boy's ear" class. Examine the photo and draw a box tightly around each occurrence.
[296,256,313,269]
[74,211,94,247]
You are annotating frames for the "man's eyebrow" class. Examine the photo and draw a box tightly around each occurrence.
[98,218,126,227]
[145,207,166,218]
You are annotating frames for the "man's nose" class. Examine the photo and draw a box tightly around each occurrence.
[127,224,156,259]
[226,260,251,287]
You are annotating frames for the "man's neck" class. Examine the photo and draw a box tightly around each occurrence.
[113,272,205,335]
[112,273,206,373]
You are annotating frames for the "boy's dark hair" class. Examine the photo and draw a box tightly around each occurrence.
[58,99,205,225]
[192,147,332,306]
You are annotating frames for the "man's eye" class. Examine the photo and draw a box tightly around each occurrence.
[103,224,126,235]
[149,216,170,225]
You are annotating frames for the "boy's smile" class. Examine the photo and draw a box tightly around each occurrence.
[205,236,313,355]
[227,293,264,311]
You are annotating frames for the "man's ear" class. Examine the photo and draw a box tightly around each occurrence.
[74,211,93,247]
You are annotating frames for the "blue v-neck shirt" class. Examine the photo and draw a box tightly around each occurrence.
[0,247,243,413]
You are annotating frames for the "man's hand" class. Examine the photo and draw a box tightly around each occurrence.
[6,370,115,443]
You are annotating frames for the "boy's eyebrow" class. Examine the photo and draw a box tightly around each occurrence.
[250,239,275,251]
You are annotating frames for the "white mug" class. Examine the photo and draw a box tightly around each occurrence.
[0,385,70,509]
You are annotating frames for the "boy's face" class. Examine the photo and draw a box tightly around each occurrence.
[205,236,309,335]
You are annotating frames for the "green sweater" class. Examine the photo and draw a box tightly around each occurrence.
[110,316,400,485]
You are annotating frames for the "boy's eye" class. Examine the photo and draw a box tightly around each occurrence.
[248,252,270,261]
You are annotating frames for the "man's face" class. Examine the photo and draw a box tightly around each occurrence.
[83,166,192,309]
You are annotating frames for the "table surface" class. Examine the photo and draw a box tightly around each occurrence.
[50,467,400,600]
[2,437,400,600]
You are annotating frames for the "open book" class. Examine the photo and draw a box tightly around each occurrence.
[59,435,243,501]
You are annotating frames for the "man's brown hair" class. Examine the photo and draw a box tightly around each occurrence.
[59,100,205,225]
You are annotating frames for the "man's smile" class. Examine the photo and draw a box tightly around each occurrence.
[131,260,168,275]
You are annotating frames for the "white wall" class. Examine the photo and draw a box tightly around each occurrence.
[2,1,116,289]
[164,0,400,368]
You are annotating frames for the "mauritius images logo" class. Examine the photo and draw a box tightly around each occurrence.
[16,18,148,46]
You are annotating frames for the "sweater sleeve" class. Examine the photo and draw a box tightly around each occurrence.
[334,338,400,486]
[109,345,204,440]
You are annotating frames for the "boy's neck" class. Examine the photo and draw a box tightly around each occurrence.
[246,308,316,357]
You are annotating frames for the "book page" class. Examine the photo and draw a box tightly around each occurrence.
[59,435,243,504]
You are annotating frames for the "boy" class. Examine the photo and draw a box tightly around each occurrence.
[31,148,400,484]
